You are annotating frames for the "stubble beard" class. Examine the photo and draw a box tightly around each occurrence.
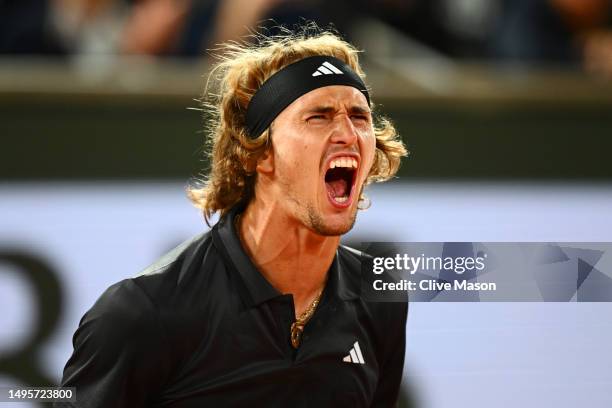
[304,202,358,236]
[296,183,364,236]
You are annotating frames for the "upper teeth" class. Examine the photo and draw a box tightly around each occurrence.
[329,157,357,169]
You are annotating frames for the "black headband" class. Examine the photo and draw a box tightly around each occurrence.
[245,55,370,138]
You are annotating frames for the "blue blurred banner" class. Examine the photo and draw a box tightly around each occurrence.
[362,242,612,302]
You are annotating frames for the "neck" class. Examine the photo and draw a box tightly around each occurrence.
[237,196,339,315]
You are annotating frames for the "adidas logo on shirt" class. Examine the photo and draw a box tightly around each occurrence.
[342,341,365,364]
[312,61,344,77]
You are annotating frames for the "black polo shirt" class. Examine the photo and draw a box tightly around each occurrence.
[57,207,408,407]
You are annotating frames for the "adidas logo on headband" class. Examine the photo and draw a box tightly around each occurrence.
[312,61,344,77]
[246,55,369,138]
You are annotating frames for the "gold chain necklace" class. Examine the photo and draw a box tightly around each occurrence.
[290,289,323,349]
[234,212,324,349]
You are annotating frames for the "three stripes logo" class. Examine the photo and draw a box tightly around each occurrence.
[312,61,344,77]
[342,341,365,364]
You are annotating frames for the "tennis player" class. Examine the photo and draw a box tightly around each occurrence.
[57,26,408,407]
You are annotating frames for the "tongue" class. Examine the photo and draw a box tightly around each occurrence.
[326,179,348,198]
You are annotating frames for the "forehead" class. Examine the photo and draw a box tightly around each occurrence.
[288,85,369,112]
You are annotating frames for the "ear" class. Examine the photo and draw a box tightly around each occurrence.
[256,146,274,174]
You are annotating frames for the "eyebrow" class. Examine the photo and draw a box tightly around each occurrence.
[350,106,372,115]
[305,105,371,115]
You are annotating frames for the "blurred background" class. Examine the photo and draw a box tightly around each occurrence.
[2,0,612,407]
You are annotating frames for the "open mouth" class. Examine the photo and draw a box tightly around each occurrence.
[324,156,358,206]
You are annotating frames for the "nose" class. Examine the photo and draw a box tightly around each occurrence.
[329,114,358,146]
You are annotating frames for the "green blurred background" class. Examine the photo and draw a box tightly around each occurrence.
[2,63,612,181]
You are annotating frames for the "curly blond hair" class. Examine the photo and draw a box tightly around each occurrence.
[188,25,407,224]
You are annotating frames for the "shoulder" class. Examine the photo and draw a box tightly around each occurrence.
[81,231,216,347]
[337,244,408,319]
[128,231,227,351]
[337,244,370,275]
[134,231,212,280]
[338,244,369,259]
[130,231,216,305]
[78,278,162,349]
[337,244,379,289]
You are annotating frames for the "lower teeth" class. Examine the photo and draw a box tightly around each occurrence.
[334,196,348,203]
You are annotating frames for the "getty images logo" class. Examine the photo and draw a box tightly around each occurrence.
[312,61,344,77]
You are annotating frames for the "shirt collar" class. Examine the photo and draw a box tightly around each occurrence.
[212,205,360,308]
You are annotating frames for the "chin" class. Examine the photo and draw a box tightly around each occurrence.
[307,207,358,237]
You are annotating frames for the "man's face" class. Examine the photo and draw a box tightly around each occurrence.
[260,85,376,236]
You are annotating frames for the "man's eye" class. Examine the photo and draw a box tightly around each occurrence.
[351,115,368,122]
[307,115,326,121]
